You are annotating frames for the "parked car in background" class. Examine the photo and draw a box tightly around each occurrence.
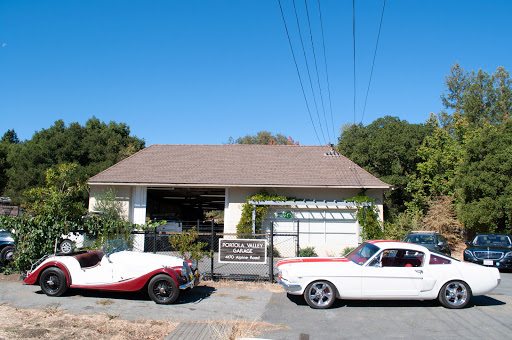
[278,240,500,309]
[464,234,512,269]
[23,239,200,304]
[0,229,15,265]
[403,231,451,256]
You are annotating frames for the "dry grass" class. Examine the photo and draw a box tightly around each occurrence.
[0,303,179,339]
[207,319,286,340]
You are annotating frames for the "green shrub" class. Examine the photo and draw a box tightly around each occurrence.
[168,227,212,263]
[341,246,355,256]
[299,246,318,257]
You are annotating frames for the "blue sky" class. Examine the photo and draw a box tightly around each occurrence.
[1,1,511,146]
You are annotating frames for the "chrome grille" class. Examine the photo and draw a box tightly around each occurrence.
[474,251,503,260]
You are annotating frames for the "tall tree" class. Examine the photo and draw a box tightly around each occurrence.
[338,116,432,217]
[230,131,299,145]
[5,117,145,203]
[0,129,20,194]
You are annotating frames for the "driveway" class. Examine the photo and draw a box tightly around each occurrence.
[1,272,511,339]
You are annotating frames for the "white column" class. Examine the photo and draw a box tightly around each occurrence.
[131,186,147,224]
[131,186,147,252]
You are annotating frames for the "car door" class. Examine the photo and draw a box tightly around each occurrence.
[361,249,425,298]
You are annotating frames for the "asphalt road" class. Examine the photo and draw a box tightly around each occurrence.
[1,272,511,340]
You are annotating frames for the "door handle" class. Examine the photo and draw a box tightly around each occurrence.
[415,270,423,274]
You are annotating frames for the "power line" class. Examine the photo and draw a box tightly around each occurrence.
[303,0,331,143]
[277,0,322,145]
[361,0,386,123]
[352,0,356,125]
[316,0,337,142]
[292,0,327,144]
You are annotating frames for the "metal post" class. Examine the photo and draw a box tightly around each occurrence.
[252,207,256,233]
[153,227,157,254]
[269,221,274,283]
[211,218,215,280]
[296,220,300,257]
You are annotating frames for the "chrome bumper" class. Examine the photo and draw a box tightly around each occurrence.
[279,277,302,293]
[179,271,201,290]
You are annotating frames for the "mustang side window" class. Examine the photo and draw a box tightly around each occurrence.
[429,254,451,265]
[371,249,424,267]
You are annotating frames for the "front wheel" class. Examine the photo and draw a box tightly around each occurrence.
[148,274,179,304]
[40,267,68,297]
[304,280,337,309]
[438,280,471,309]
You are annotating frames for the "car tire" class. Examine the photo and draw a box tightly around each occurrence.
[0,245,15,265]
[304,280,337,309]
[438,280,471,309]
[40,267,68,297]
[148,274,180,304]
[59,240,74,254]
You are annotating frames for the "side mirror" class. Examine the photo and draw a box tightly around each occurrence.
[437,242,444,246]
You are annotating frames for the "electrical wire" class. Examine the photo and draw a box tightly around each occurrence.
[352,0,356,125]
[304,0,331,143]
[316,0,337,143]
[277,0,322,145]
[292,0,327,144]
[361,0,386,123]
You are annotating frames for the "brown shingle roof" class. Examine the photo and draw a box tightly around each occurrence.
[88,144,391,188]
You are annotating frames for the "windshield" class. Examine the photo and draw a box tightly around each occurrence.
[102,239,130,255]
[404,234,435,245]
[346,242,380,265]
[472,235,512,247]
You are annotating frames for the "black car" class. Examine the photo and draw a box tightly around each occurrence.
[464,234,512,269]
[403,231,452,256]
[0,229,15,265]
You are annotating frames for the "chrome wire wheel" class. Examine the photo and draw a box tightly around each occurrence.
[439,280,471,309]
[304,281,336,309]
[148,274,179,304]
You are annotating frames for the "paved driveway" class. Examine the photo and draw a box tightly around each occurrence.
[1,272,511,339]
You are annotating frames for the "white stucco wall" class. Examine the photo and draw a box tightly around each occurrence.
[88,185,132,220]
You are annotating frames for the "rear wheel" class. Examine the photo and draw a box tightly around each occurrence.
[438,280,471,309]
[148,274,179,304]
[40,267,68,297]
[0,245,15,265]
[304,280,337,309]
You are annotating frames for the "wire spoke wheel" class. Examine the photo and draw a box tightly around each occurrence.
[304,280,336,309]
[148,274,179,304]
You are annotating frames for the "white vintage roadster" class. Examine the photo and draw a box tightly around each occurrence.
[23,239,200,304]
[278,240,500,309]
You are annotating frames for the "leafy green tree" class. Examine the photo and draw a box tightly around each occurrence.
[230,131,299,145]
[0,129,19,195]
[456,120,512,233]
[338,116,432,217]
[92,187,125,221]
[168,227,212,263]
[5,117,144,203]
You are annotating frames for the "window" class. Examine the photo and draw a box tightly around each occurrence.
[429,254,451,265]
[369,249,424,267]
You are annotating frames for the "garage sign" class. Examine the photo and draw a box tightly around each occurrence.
[218,239,267,264]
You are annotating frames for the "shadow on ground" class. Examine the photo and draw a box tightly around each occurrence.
[34,284,218,305]
[286,293,505,309]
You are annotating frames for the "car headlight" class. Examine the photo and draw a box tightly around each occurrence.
[464,249,476,259]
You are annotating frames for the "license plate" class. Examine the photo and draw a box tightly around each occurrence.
[484,260,494,266]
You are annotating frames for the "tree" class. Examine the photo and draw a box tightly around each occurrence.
[230,131,299,145]
[456,119,512,233]
[0,129,20,195]
[4,117,145,203]
[338,116,432,217]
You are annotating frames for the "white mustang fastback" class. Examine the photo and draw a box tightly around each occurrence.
[278,240,500,309]
[23,239,200,304]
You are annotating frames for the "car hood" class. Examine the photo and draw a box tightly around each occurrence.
[109,251,186,268]
[0,230,14,243]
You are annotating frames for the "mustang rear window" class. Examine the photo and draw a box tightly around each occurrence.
[347,242,379,265]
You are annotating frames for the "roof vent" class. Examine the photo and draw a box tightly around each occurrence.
[324,150,340,157]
